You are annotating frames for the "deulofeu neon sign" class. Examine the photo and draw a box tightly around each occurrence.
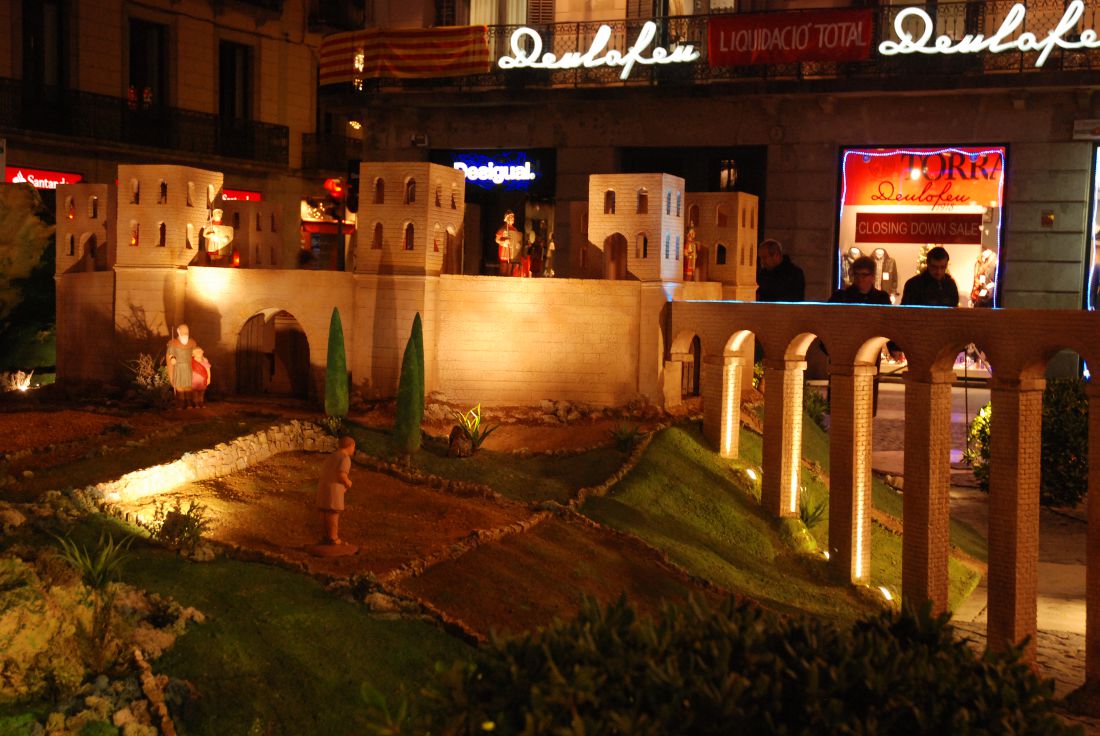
[498,21,700,80]
[879,1,1100,67]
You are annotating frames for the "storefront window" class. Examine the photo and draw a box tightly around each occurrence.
[837,145,1006,308]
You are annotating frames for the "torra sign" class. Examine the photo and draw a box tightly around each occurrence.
[498,21,700,80]
[879,1,1100,67]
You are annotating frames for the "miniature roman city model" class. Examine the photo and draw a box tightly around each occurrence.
[52,162,758,412]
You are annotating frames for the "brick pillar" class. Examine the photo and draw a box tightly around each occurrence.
[987,377,1044,659]
[901,375,953,615]
[1086,384,1100,686]
[702,356,743,458]
[828,364,876,584]
[762,358,807,518]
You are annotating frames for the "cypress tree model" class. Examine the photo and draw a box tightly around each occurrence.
[324,307,349,419]
[393,312,424,454]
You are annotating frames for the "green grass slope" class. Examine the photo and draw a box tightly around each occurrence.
[73,516,470,736]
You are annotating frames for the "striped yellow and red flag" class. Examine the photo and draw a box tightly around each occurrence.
[320,26,491,83]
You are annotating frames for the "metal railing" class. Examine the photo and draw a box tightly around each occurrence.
[341,0,1100,92]
[0,78,289,165]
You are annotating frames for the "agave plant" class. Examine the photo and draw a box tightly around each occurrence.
[453,403,499,452]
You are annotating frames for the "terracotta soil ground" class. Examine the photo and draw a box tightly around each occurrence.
[1,397,711,636]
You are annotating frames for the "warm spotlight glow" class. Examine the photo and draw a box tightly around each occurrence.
[909,167,921,181]
[720,362,737,458]
[823,550,831,560]
[746,468,758,481]
[879,586,893,601]
[348,120,362,130]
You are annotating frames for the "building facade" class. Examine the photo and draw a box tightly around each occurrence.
[1,0,367,264]
[320,0,1100,315]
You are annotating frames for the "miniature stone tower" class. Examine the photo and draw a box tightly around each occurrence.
[587,173,686,281]
[220,199,284,268]
[56,183,113,274]
[684,192,759,299]
[355,162,466,276]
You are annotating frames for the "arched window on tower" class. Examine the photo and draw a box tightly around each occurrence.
[404,223,415,250]
[374,178,385,204]
[158,222,166,247]
[636,233,648,259]
[88,196,98,219]
[604,190,616,214]
[404,178,416,204]
[636,189,648,214]
[373,222,384,249]
[716,243,727,265]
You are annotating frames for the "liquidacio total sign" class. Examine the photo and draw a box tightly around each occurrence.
[879,1,1100,67]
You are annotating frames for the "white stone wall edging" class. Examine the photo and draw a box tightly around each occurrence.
[82,420,337,505]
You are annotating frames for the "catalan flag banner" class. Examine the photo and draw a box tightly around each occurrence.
[320,26,491,83]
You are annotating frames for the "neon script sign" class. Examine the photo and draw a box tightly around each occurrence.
[879,1,1100,67]
[452,152,539,190]
[498,21,700,80]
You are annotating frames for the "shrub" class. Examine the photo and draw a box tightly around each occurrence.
[0,369,33,392]
[966,378,1088,507]
[369,596,1073,735]
[799,493,827,529]
[319,414,344,437]
[752,360,764,390]
[324,307,349,420]
[140,499,212,554]
[609,422,642,453]
[393,314,425,456]
[125,353,172,407]
[451,403,498,454]
[803,385,829,429]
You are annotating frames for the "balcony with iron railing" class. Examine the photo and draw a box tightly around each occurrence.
[0,78,289,166]
[301,132,361,172]
[333,0,1100,95]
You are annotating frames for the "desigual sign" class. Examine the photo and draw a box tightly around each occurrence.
[878,1,1100,67]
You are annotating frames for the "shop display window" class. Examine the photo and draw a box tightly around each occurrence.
[837,146,1006,308]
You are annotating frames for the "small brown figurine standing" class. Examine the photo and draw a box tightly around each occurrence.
[311,436,358,556]
[166,324,196,409]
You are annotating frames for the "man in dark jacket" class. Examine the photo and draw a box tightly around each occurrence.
[757,239,805,302]
[901,246,959,307]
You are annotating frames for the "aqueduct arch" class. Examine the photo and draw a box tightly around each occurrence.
[671,301,1100,681]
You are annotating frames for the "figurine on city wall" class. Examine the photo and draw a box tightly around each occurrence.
[495,210,523,276]
[166,324,197,410]
[970,247,998,308]
[202,208,235,262]
[684,224,699,280]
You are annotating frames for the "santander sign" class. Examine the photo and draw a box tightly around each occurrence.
[879,1,1100,67]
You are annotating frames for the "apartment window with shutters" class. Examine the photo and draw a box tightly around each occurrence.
[471,0,527,25]
[129,18,167,109]
[23,0,69,95]
[219,41,253,122]
[527,0,553,25]
[435,0,456,25]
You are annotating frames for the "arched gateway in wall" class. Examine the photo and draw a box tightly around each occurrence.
[670,301,1100,687]
[236,310,311,398]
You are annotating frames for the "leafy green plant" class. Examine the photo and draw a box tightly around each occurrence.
[609,422,642,453]
[126,353,172,407]
[966,378,1088,506]
[803,385,829,430]
[752,360,764,390]
[54,532,134,673]
[452,403,498,453]
[141,499,213,554]
[393,313,425,456]
[799,493,827,529]
[320,414,345,437]
[370,596,1073,735]
[325,307,349,419]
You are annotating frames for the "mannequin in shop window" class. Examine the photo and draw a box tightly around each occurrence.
[843,246,862,287]
[872,247,898,300]
[495,210,522,276]
[970,247,997,308]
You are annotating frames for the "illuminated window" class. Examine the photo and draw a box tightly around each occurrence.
[130,222,139,246]
[65,197,74,220]
[404,223,415,250]
[637,189,648,214]
[688,204,699,229]
[373,222,383,249]
[89,196,98,218]
[604,190,616,215]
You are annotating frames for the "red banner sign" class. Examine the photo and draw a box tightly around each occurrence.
[855,213,984,245]
[6,167,84,190]
[708,10,873,67]
[222,188,262,202]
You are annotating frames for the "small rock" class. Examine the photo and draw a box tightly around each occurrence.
[21,470,33,479]
[0,506,27,529]
[364,592,403,613]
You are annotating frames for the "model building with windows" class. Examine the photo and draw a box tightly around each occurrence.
[588,174,686,282]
